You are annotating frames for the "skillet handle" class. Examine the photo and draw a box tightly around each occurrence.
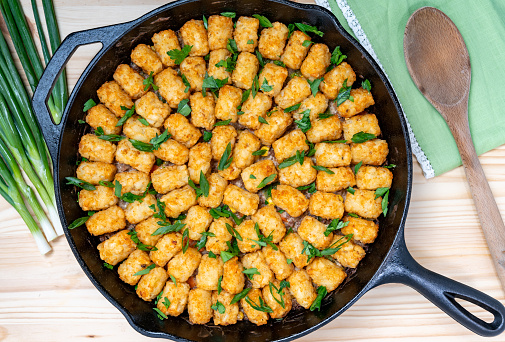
[32,22,134,162]
[372,236,505,337]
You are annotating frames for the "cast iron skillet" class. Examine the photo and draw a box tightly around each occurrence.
[32,0,505,340]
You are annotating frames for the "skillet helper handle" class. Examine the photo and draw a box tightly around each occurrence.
[374,237,505,337]
[32,22,134,162]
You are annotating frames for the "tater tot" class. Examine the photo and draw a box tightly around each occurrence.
[300,44,331,80]
[241,251,274,288]
[341,215,379,244]
[136,266,168,301]
[344,189,383,219]
[233,131,261,169]
[157,281,190,317]
[238,92,272,130]
[258,62,288,96]
[85,104,121,135]
[79,133,116,164]
[211,125,237,160]
[86,205,125,236]
[319,61,356,100]
[233,17,260,52]
[208,49,233,85]
[164,113,202,148]
[298,216,333,250]
[190,92,216,130]
[196,254,224,291]
[97,81,134,118]
[135,216,164,247]
[180,57,206,92]
[183,205,213,241]
[241,160,277,193]
[188,288,213,324]
[113,64,146,99]
[271,184,309,218]
[180,19,209,56]
[274,76,311,109]
[118,249,152,285]
[316,167,355,192]
[309,191,344,220]
[306,257,346,292]
[78,185,118,211]
[131,44,163,76]
[272,129,308,162]
[221,256,245,294]
[124,193,156,224]
[314,142,351,168]
[155,68,190,108]
[279,232,311,269]
[123,116,160,143]
[287,270,317,309]
[153,139,189,165]
[254,108,293,145]
[342,113,381,141]
[206,217,234,254]
[188,143,212,183]
[217,161,242,181]
[251,205,286,244]
[151,165,188,194]
[167,247,202,283]
[215,85,242,123]
[293,92,328,121]
[134,92,170,128]
[258,22,289,60]
[160,185,197,218]
[198,173,228,208]
[232,52,259,89]
[280,31,311,70]
[241,288,269,326]
[150,232,183,267]
[306,115,342,143]
[212,290,240,326]
[97,229,136,266]
[338,88,375,118]
[152,29,181,68]
[234,16,259,52]
[76,161,116,185]
[115,139,155,173]
[331,237,366,268]
[208,15,234,50]
[356,166,393,190]
[262,279,292,319]
[261,244,293,280]
[222,184,259,216]
[350,139,389,166]
[278,157,317,188]
[236,220,261,253]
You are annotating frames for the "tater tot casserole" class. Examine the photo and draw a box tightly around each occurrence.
[69,12,395,327]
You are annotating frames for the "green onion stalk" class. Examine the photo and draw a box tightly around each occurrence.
[0,146,51,254]
[0,93,62,237]
[0,0,67,123]
[0,136,56,242]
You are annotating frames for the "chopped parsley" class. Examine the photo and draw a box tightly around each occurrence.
[167,44,192,65]
[82,99,96,112]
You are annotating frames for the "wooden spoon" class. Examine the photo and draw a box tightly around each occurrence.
[404,7,505,291]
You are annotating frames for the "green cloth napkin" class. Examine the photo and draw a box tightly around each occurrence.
[325,0,505,177]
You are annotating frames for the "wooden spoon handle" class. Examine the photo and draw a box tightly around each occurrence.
[449,116,505,288]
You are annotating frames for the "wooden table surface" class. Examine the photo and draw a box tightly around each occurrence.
[1,0,504,341]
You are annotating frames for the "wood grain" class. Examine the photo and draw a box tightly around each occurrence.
[404,7,505,291]
[0,1,504,341]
